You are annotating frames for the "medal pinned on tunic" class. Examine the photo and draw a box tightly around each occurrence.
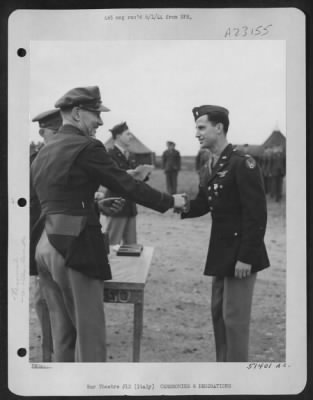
[217,170,228,178]
[245,157,256,169]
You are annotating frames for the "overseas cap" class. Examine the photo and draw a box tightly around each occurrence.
[192,105,229,121]
[32,109,62,130]
[110,122,129,136]
[55,86,110,112]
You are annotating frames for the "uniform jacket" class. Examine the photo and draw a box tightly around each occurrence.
[106,146,137,217]
[30,124,173,280]
[182,144,270,277]
[162,149,181,172]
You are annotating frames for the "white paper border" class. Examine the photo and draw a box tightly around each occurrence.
[8,8,306,396]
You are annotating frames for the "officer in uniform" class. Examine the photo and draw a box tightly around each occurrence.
[31,86,187,362]
[30,109,62,361]
[182,105,270,362]
[105,122,138,245]
[162,141,181,194]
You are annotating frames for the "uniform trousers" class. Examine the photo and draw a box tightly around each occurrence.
[35,230,107,362]
[105,216,137,245]
[211,273,257,362]
[165,171,178,194]
[33,276,53,361]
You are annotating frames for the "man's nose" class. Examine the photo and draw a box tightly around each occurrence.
[195,130,200,138]
[98,116,103,126]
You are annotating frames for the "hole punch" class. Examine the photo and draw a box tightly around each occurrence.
[17,198,27,207]
[17,348,27,357]
[17,48,26,57]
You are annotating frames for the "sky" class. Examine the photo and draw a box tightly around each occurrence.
[30,40,285,155]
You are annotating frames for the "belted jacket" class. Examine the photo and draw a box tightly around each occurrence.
[30,124,173,280]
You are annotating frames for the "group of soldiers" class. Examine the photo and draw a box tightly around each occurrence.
[196,145,286,202]
[29,87,271,364]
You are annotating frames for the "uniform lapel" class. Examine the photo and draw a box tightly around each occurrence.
[114,145,129,166]
[206,144,234,186]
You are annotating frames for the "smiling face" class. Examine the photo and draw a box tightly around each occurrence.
[195,114,220,150]
[77,108,103,137]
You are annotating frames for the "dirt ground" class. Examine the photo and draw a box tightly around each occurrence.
[29,170,286,363]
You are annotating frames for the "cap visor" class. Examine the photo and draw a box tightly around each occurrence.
[98,105,110,112]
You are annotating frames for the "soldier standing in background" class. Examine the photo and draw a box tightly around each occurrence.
[162,141,181,194]
[105,122,138,245]
[261,148,272,195]
[270,147,286,202]
[30,109,63,361]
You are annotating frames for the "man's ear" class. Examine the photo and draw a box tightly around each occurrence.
[216,122,224,135]
[71,106,81,122]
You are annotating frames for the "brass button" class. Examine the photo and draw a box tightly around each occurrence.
[208,196,212,201]
[234,232,238,236]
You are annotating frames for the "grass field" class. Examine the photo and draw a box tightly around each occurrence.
[29,168,286,362]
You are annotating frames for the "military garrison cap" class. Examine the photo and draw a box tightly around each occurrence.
[192,105,229,121]
[32,109,62,130]
[110,122,129,136]
[55,86,110,112]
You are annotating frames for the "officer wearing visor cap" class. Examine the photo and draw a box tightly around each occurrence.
[181,105,270,362]
[31,86,187,362]
[30,108,62,361]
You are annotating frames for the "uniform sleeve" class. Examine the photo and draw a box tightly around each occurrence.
[181,186,210,219]
[236,158,267,264]
[77,140,173,213]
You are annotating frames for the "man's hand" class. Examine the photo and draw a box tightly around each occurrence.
[127,165,154,181]
[97,197,125,216]
[234,261,252,279]
[173,193,190,213]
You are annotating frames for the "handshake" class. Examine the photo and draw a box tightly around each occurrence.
[173,193,190,213]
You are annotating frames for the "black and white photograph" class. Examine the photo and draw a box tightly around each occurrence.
[7,8,306,396]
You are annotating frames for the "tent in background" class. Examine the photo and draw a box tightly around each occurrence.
[104,133,155,165]
[262,130,286,150]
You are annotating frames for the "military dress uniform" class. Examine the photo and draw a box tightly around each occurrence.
[31,86,174,362]
[30,109,62,361]
[105,144,138,245]
[182,106,270,362]
[162,144,181,194]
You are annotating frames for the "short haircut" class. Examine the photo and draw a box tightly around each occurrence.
[110,122,128,139]
[206,111,229,134]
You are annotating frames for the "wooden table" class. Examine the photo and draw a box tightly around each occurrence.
[103,246,154,362]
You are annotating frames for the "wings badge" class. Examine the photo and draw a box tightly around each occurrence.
[217,171,228,178]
